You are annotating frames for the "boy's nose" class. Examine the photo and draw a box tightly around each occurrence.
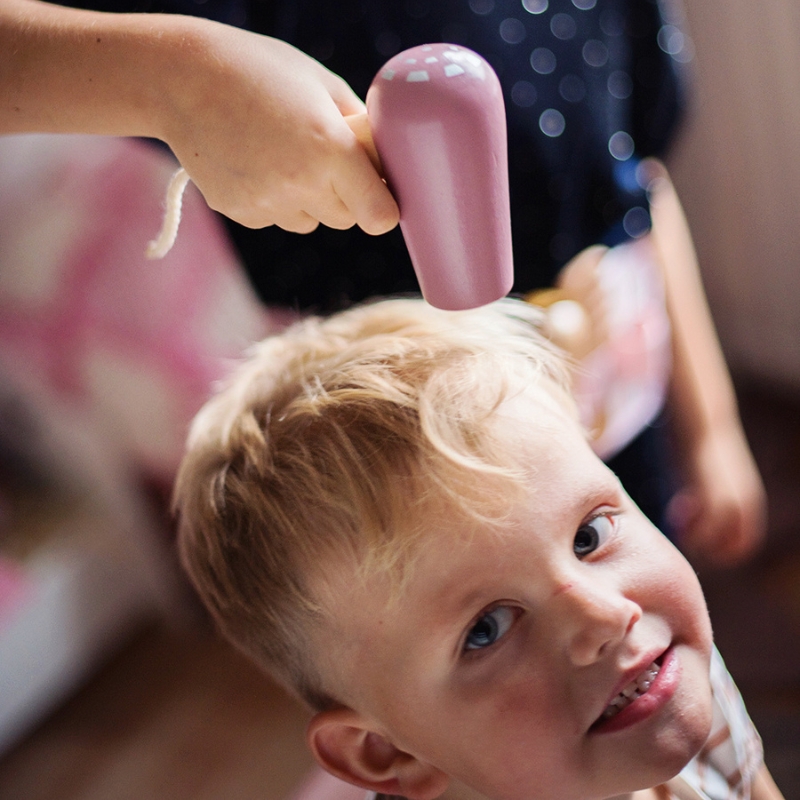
[555,578,642,667]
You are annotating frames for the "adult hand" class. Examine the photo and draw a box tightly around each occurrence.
[1,1,399,236]
[668,420,767,567]
[161,26,399,234]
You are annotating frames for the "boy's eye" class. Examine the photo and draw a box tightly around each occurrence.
[464,606,516,651]
[573,514,613,558]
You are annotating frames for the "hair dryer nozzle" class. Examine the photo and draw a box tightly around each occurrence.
[366,44,513,310]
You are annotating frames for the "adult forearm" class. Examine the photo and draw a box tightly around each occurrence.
[648,163,739,440]
[648,160,766,564]
[0,0,399,236]
[0,0,205,139]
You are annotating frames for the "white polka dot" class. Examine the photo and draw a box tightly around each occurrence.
[660,1,685,26]
[407,70,430,82]
[425,56,438,63]
[469,0,495,14]
[442,48,486,79]
[530,47,556,74]
[511,80,538,107]
[623,207,650,238]
[444,63,465,77]
[634,161,651,190]
[421,45,433,51]
[551,12,577,39]
[599,8,624,36]
[672,35,695,64]
[405,58,418,63]
[381,69,396,81]
[582,39,608,67]
[521,0,548,14]
[500,17,527,44]
[539,108,566,137]
[559,74,585,103]
[608,131,634,161]
[657,24,685,56]
[607,70,632,99]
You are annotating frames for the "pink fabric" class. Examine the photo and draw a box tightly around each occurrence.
[0,134,272,481]
[572,237,672,459]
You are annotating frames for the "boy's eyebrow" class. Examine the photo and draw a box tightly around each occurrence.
[419,537,533,634]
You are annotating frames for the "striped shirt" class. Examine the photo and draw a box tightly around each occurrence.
[662,648,763,800]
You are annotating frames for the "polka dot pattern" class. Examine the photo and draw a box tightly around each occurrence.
[469,0,495,13]
[607,69,632,99]
[228,0,690,311]
[522,0,549,14]
[550,12,577,40]
[609,130,634,160]
[582,38,609,67]
[539,108,566,137]
[530,47,557,74]
[512,79,538,107]
[499,16,527,43]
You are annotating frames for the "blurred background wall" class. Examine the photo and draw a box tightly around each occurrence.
[670,0,800,390]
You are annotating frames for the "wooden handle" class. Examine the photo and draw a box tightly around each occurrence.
[345,112,383,176]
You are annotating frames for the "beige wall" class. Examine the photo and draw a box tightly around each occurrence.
[668,0,800,388]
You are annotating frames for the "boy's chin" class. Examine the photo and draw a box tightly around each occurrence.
[622,691,714,796]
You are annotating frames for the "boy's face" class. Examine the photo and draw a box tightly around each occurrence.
[317,390,714,800]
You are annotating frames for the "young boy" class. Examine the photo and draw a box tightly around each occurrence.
[173,298,782,800]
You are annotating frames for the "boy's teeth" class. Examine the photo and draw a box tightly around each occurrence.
[601,661,660,719]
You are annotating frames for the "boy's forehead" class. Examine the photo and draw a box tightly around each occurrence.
[323,388,594,577]
[314,387,613,655]
[315,392,604,630]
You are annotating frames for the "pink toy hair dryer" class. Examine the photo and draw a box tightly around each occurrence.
[360,43,513,311]
[149,42,513,310]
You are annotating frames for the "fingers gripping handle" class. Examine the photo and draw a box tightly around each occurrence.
[345,112,382,173]
[149,43,514,312]
[146,117,377,262]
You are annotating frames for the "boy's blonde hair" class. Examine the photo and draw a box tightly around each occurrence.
[173,298,571,709]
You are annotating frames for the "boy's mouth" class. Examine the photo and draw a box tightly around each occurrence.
[598,658,663,721]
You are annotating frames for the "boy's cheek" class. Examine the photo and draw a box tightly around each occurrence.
[654,555,714,657]
[628,528,713,659]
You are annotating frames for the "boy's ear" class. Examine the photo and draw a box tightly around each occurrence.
[307,707,450,800]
